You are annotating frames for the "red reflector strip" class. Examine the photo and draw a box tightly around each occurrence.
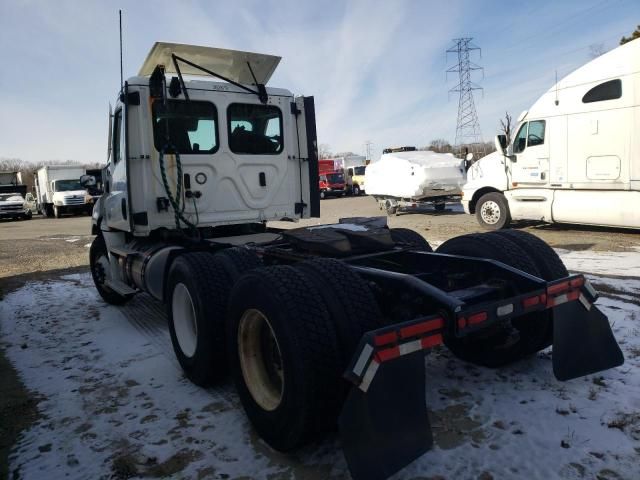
[375,346,400,362]
[522,295,541,308]
[399,318,444,339]
[570,277,584,288]
[374,331,398,346]
[421,334,443,349]
[547,281,570,295]
[468,312,488,325]
[458,317,467,329]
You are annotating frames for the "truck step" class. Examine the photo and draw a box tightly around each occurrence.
[104,279,137,297]
[109,246,139,258]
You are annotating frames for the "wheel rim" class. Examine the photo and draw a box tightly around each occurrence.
[480,200,501,225]
[93,253,110,287]
[172,283,198,358]
[238,308,284,411]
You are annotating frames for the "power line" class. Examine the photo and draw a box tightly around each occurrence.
[447,38,485,157]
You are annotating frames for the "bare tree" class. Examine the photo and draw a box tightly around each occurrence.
[427,139,453,153]
[499,111,513,146]
[318,143,333,159]
[589,43,606,59]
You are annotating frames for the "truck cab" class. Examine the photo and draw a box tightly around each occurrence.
[463,39,640,230]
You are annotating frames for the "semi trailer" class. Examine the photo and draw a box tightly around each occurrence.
[86,42,624,480]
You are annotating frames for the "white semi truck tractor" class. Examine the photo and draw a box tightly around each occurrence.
[86,42,624,480]
[463,39,640,230]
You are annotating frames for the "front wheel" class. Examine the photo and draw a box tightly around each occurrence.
[353,185,360,196]
[23,210,33,220]
[475,192,510,230]
[89,235,130,305]
[53,205,62,218]
[320,191,326,200]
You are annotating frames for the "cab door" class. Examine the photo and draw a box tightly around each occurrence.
[103,106,131,231]
[510,120,550,186]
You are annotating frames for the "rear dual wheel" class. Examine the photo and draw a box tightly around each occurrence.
[227,260,383,451]
[166,248,263,387]
[437,232,563,367]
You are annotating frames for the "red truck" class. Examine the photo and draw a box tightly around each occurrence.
[318,158,346,199]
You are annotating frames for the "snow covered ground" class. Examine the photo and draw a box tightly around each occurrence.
[0,249,638,480]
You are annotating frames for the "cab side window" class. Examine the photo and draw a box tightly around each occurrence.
[582,79,622,103]
[527,120,545,147]
[112,110,123,163]
[513,123,528,153]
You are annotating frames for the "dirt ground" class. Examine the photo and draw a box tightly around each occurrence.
[0,197,639,479]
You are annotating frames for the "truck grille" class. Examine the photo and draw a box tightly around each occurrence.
[0,205,23,212]
[63,195,85,205]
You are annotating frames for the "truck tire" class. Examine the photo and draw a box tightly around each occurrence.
[437,233,547,367]
[434,202,446,211]
[353,185,360,196]
[320,191,326,200]
[385,199,398,216]
[216,247,263,280]
[296,258,384,366]
[227,265,342,451]
[53,205,62,218]
[494,230,568,279]
[89,235,131,306]
[389,227,433,251]
[166,252,231,387]
[475,192,510,230]
[494,230,569,351]
[23,210,32,220]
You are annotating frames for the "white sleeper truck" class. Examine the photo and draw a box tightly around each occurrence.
[35,165,91,218]
[86,42,624,480]
[464,39,640,230]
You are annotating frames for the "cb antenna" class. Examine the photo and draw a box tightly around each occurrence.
[119,9,124,91]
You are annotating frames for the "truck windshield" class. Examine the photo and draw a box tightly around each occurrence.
[327,173,344,183]
[0,194,23,201]
[54,180,83,192]
[353,166,366,175]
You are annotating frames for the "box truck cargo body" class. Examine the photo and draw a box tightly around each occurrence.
[463,39,640,229]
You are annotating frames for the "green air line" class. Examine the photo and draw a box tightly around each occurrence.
[158,148,197,231]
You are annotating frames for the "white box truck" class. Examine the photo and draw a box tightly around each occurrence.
[35,165,90,218]
[463,39,640,230]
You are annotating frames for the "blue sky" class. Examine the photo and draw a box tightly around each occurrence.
[0,0,637,163]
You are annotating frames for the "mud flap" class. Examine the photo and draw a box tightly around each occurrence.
[552,301,624,381]
[338,351,432,480]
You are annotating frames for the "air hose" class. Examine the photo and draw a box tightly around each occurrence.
[158,146,198,232]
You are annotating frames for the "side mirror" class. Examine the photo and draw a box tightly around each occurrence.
[494,135,507,153]
[465,152,474,162]
[506,143,514,158]
[149,65,166,101]
[80,175,96,187]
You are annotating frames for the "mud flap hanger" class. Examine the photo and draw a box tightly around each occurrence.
[339,314,444,480]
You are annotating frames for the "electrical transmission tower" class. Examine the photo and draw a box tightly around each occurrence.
[447,38,484,157]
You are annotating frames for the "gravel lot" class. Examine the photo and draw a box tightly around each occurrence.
[1,196,639,285]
